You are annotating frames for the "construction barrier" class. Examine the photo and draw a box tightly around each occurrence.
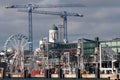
[100,74,119,80]
[64,74,76,78]
[10,73,24,78]
[30,74,44,78]
[82,74,95,78]
[51,74,58,78]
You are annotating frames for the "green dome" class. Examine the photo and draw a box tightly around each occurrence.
[50,24,58,30]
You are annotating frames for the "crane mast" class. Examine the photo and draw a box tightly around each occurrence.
[28,4,33,52]
[6,4,37,52]
[63,11,68,43]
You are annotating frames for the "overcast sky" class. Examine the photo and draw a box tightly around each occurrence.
[0,0,120,50]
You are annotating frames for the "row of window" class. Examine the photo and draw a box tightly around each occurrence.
[49,43,77,50]
[83,42,97,49]
[101,41,120,53]
[84,49,94,55]
[101,41,120,47]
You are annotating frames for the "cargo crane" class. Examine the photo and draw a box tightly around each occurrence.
[6,4,84,51]
[19,10,83,43]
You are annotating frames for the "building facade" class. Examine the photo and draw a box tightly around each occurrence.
[100,38,120,54]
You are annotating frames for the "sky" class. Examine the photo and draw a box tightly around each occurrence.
[0,0,120,50]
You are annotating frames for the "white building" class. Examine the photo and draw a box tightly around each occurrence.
[49,24,58,43]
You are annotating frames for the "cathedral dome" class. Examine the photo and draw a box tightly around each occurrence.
[50,24,58,30]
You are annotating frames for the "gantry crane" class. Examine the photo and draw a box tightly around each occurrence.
[19,10,83,43]
[6,4,84,51]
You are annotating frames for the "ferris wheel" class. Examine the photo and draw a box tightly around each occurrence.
[4,33,29,73]
[4,33,29,52]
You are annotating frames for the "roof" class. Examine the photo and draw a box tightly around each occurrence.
[50,24,58,30]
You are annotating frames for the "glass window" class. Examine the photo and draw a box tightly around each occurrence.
[118,48,120,53]
[100,43,106,47]
[106,42,112,46]
[111,42,116,46]
[117,41,120,46]
[84,49,94,55]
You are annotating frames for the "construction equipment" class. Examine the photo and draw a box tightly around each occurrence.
[6,3,84,51]
[19,10,83,43]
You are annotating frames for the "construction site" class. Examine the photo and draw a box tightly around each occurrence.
[0,24,120,80]
[0,3,120,80]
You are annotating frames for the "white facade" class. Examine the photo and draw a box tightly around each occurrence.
[49,29,58,43]
[49,24,58,43]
